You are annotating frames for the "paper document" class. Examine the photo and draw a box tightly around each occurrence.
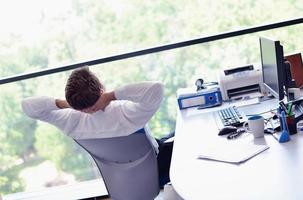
[229,97,260,108]
[230,91,263,101]
[197,142,269,164]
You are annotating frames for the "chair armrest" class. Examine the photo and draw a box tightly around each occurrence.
[163,136,174,143]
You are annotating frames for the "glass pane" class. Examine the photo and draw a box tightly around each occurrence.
[1,0,302,77]
[1,0,303,196]
[0,76,101,195]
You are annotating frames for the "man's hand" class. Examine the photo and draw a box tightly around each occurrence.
[55,99,70,109]
[84,91,116,113]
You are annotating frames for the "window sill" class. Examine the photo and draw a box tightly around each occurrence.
[3,178,108,200]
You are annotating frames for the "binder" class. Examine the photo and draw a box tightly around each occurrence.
[177,85,222,110]
[285,52,303,88]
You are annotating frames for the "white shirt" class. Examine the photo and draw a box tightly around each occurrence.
[22,82,164,153]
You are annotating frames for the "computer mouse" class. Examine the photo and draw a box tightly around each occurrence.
[218,126,237,136]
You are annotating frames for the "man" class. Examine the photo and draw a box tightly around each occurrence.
[22,67,173,188]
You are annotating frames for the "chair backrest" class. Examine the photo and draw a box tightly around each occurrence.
[75,131,160,200]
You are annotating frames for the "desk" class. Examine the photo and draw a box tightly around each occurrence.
[170,98,303,200]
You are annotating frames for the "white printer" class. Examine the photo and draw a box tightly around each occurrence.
[218,65,264,101]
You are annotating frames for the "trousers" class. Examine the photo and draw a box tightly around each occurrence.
[156,132,175,188]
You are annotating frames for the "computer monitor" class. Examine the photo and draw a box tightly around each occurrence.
[260,37,285,101]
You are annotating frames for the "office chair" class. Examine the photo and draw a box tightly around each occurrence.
[74,130,160,200]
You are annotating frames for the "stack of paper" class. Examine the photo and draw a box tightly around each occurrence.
[197,142,269,164]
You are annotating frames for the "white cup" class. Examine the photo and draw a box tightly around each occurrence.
[243,115,264,138]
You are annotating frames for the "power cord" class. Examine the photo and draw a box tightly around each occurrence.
[227,129,246,140]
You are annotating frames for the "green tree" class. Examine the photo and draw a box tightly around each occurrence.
[34,124,97,180]
[1,0,303,195]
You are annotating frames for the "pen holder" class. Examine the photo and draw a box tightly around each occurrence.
[286,115,297,135]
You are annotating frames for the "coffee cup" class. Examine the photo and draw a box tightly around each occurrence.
[243,115,264,138]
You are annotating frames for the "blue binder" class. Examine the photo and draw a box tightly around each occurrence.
[177,85,222,110]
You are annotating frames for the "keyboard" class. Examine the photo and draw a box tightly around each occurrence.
[217,106,247,127]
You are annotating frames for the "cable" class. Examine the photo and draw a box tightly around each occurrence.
[227,129,246,140]
[246,108,277,116]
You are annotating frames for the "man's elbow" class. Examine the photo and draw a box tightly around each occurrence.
[149,82,164,108]
[21,99,38,119]
[153,82,164,99]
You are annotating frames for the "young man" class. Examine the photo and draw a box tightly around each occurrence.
[22,67,173,188]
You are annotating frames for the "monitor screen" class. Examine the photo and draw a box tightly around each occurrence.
[260,37,285,100]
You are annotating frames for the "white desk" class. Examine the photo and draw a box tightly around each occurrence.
[170,98,303,200]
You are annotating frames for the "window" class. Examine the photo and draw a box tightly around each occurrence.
[1,0,302,196]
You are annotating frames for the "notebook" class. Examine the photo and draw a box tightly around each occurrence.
[197,142,269,164]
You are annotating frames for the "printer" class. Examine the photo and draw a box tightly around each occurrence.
[218,64,264,101]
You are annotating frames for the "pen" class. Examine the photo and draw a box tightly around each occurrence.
[287,102,293,116]
[281,101,288,111]
[279,101,288,114]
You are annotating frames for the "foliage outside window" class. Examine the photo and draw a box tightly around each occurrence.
[0,0,303,195]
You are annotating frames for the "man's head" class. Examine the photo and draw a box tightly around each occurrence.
[65,67,103,110]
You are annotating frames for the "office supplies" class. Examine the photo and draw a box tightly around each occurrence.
[284,98,303,123]
[285,52,303,88]
[279,101,288,114]
[216,106,247,127]
[173,87,303,200]
[287,102,293,116]
[218,126,237,135]
[227,129,246,140]
[278,111,290,143]
[218,64,264,101]
[264,114,281,132]
[265,105,296,135]
[286,114,296,134]
[195,78,205,91]
[197,141,269,164]
[296,120,303,133]
[177,84,222,110]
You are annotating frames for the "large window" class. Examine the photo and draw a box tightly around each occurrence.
[1,0,303,195]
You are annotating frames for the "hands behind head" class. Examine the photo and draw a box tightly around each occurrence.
[81,90,116,114]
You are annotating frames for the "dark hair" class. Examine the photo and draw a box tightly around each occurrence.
[65,67,102,110]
